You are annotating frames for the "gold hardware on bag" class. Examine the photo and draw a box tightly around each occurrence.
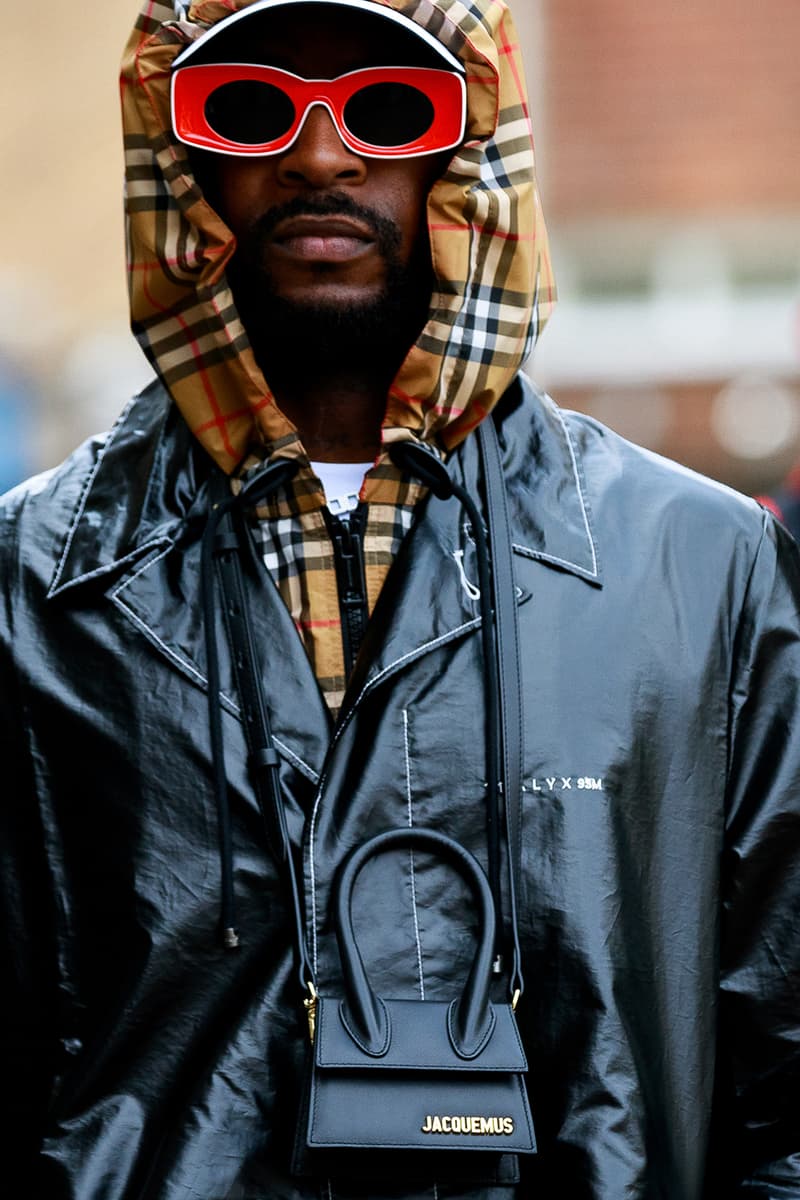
[420,1115,515,1135]
[511,988,521,1013]
[304,981,318,1044]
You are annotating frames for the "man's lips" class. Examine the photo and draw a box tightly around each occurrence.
[268,215,376,263]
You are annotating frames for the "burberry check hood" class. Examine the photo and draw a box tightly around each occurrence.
[121,0,556,708]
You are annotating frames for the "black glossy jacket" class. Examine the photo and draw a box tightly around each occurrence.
[2,377,799,1199]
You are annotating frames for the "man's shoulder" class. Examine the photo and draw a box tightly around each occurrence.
[527,382,767,540]
[499,376,780,595]
[0,438,108,649]
[0,433,108,566]
[0,383,173,584]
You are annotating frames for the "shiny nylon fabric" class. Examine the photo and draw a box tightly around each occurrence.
[2,380,800,1195]
[121,0,555,473]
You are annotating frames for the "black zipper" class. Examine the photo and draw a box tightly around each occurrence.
[324,503,369,678]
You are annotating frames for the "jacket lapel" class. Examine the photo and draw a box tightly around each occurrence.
[48,383,199,598]
[344,379,603,711]
[502,382,602,585]
[107,521,331,784]
[47,381,331,784]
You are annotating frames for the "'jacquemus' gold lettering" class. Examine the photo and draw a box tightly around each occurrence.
[420,1115,515,1136]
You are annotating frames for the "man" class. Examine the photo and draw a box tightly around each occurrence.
[2,1,799,1197]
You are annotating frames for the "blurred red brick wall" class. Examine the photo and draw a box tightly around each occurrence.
[546,0,800,215]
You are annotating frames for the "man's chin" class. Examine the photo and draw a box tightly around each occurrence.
[241,285,404,371]
[270,282,386,313]
[232,254,433,375]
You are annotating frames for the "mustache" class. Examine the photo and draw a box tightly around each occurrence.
[243,192,403,256]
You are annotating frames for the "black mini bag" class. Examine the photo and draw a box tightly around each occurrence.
[293,828,535,1182]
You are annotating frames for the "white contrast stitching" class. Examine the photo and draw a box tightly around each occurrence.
[511,543,599,580]
[116,597,321,781]
[309,800,321,973]
[553,406,600,577]
[113,594,209,688]
[110,542,175,598]
[273,737,320,785]
[310,617,482,972]
[48,539,170,597]
[355,619,482,704]
[403,709,425,1001]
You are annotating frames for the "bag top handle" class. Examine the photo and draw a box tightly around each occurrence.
[333,827,496,1058]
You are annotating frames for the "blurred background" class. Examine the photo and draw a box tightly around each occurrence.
[1,0,799,494]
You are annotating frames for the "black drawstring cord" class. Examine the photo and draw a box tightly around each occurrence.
[388,441,504,971]
[201,500,237,948]
[201,459,300,951]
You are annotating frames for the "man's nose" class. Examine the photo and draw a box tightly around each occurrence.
[276,105,368,187]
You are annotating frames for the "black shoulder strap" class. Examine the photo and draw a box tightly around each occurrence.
[478,417,525,1000]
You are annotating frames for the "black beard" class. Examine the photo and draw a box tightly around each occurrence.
[228,193,433,382]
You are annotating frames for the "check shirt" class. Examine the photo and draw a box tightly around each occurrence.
[240,457,422,715]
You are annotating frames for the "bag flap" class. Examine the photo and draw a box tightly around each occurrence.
[315,998,528,1072]
[307,1067,537,1153]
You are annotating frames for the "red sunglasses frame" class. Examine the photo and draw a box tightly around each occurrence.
[170,63,467,159]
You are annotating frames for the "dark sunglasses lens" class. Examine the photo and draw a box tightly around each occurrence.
[343,82,435,148]
[204,80,295,145]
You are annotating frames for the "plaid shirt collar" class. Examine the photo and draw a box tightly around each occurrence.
[238,454,424,714]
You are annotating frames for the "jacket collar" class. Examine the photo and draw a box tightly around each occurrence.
[488,375,601,586]
[48,375,601,599]
[337,377,602,710]
[48,380,213,598]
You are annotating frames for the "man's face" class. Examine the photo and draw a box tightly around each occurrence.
[204,7,450,318]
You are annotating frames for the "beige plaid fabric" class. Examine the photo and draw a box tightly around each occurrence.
[120,0,556,711]
[236,452,423,713]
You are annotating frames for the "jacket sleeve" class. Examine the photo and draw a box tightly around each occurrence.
[0,508,59,1184]
[721,510,800,1194]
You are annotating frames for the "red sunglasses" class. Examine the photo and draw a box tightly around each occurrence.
[171,63,467,159]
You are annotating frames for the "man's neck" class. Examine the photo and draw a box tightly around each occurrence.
[251,320,418,461]
[269,371,387,462]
